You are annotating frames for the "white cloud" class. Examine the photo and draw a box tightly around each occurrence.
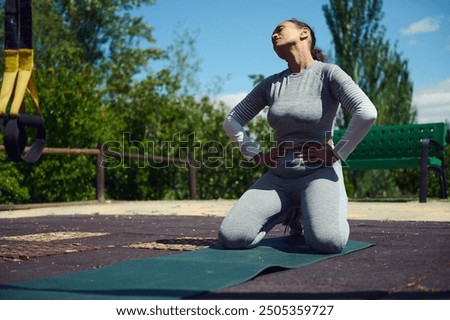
[401,17,441,35]
[413,78,450,123]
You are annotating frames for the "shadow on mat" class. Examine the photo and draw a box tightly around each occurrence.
[209,235,319,254]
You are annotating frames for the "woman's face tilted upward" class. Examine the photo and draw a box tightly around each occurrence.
[271,21,300,56]
[271,21,311,60]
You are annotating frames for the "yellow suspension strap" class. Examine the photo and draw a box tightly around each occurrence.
[0,0,45,163]
[0,0,19,128]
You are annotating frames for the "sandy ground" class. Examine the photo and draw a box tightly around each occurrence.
[0,199,449,221]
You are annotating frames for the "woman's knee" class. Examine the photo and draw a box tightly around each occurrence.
[305,232,348,254]
[217,226,254,249]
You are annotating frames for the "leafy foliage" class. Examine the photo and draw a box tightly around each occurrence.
[323,0,415,127]
[0,0,163,203]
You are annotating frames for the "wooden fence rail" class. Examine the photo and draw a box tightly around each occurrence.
[0,144,197,201]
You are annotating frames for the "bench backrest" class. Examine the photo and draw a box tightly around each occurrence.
[333,122,447,160]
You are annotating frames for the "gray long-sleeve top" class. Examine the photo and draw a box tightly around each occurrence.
[223,61,377,161]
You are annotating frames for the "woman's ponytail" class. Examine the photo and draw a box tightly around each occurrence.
[312,48,325,62]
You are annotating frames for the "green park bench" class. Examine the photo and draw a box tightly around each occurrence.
[333,122,448,203]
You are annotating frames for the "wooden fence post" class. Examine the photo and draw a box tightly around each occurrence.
[96,143,105,202]
[188,151,197,200]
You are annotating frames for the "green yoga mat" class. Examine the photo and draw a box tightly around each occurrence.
[0,236,372,300]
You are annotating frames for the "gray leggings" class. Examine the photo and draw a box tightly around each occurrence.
[218,158,349,253]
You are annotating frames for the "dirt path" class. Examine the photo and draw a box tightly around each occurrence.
[0,199,449,221]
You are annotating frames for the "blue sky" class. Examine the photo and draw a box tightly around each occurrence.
[141,0,450,123]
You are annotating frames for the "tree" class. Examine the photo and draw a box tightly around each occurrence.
[323,0,415,127]
[323,0,416,198]
[0,0,162,203]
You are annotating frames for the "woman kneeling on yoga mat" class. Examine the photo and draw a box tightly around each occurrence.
[218,19,377,253]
